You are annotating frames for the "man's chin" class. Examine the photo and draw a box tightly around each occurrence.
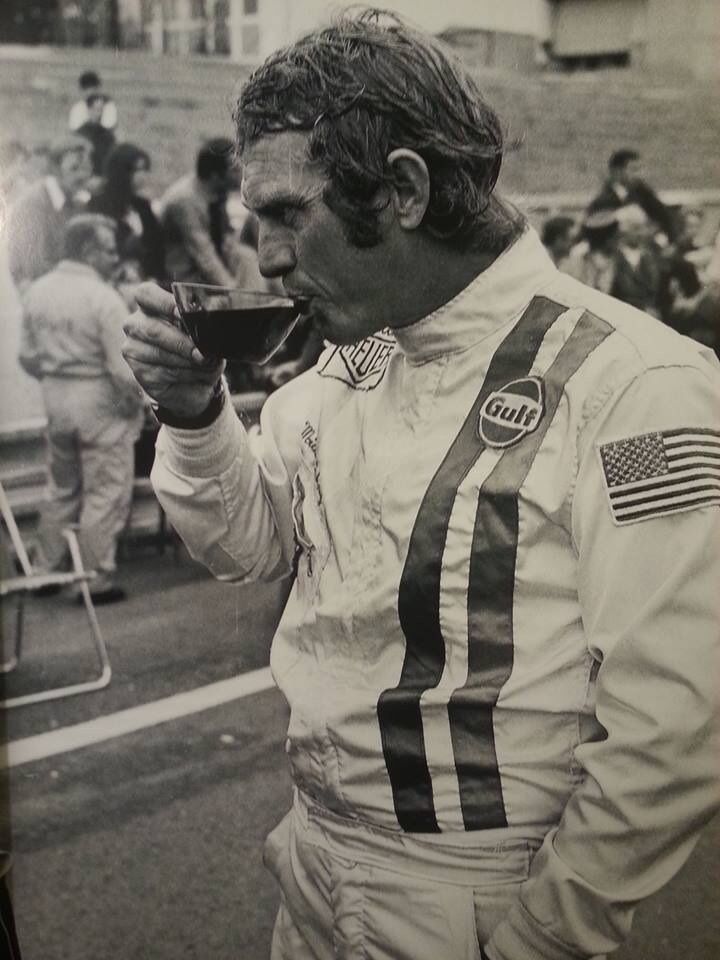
[309,306,374,347]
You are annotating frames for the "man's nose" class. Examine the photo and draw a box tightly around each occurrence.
[257,227,296,279]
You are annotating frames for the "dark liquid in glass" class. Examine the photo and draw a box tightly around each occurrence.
[180,305,299,364]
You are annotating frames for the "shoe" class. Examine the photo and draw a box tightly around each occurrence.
[75,586,127,605]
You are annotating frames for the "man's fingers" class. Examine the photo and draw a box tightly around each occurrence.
[129,358,223,386]
[123,312,206,364]
[122,337,217,371]
[134,281,178,320]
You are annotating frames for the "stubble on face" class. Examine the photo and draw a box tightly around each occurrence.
[240,132,392,346]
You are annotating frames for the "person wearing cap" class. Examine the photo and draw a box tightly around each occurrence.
[6,134,92,291]
[123,11,719,960]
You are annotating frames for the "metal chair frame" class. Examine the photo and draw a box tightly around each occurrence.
[0,482,111,709]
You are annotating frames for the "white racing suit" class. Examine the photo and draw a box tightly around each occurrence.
[152,229,720,960]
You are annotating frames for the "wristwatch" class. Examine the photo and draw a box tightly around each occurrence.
[151,379,225,429]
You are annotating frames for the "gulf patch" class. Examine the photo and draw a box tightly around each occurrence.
[477,377,545,448]
[317,331,395,390]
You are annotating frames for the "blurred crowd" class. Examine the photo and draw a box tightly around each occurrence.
[540,149,720,357]
[0,69,321,604]
[1,69,322,396]
[0,74,718,602]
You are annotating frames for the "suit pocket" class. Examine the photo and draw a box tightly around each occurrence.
[471,839,534,949]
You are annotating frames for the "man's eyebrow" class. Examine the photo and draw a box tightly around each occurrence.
[243,189,306,213]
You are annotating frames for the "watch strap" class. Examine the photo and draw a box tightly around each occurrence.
[152,380,225,429]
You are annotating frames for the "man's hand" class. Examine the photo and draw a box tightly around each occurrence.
[122,282,225,418]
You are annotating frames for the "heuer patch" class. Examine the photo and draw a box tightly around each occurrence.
[318,331,395,390]
[478,377,545,448]
[598,427,720,525]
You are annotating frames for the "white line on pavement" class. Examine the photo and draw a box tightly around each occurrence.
[3,667,276,769]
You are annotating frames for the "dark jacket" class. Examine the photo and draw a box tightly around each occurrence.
[610,248,661,315]
[88,192,166,281]
[588,179,678,241]
[76,121,116,177]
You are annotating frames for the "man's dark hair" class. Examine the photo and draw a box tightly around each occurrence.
[196,137,236,182]
[100,142,151,215]
[63,214,116,261]
[608,149,639,172]
[541,215,575,249]
[79,70,101,90]
[234,8,523,251]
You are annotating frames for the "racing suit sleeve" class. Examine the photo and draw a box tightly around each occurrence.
[150,373,313,583]
[485,362,720,960]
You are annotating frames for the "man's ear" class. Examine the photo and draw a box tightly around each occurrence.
[386,148,430,231]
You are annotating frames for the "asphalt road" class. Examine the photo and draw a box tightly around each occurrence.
[1,549,718,960]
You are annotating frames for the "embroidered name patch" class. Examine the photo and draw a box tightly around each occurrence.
[477,377,545,448]
[599,428,720,525]
[318,331,395,390]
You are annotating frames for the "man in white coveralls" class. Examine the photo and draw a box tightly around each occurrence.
[122,11,720,960]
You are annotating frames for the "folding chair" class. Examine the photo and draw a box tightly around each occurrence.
[0,481,111,709]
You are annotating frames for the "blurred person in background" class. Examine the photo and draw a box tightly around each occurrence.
[68,69,118,132]
[662,213,720,354]
[563,210,619,293]
[540,215,576,268]
[0,140,30,205]
[19,214,143,604]
[611,204,662,316]
[159,137,240,287]
[75,92,116,177]
[6,134,92,291]
[17,141,53,186]
[659,207,707,328]
[88,142,166,283]
[27,141,52,179]
[588,148,678,243]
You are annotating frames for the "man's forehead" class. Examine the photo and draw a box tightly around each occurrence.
[240,131,324,204]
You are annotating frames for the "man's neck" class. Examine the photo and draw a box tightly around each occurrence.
[389,236,514,331]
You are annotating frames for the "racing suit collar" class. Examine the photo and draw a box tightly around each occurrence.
[392,228,557,364]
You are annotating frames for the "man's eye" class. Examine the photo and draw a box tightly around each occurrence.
[277,206,300,227]
[263,204,302,227]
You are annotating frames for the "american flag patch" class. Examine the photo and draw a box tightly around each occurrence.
[599,428,720,525]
